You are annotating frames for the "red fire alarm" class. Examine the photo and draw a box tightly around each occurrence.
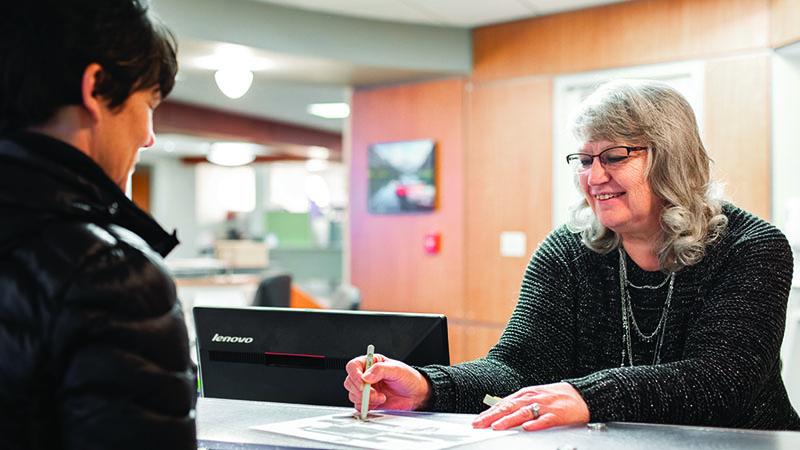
[424,232,441,254]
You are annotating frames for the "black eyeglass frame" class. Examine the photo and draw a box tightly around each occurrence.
[565,146,649,171]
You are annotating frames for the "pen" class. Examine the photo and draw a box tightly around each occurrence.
[360,344,375,421]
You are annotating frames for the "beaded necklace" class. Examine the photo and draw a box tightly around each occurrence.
[618,247,675,367]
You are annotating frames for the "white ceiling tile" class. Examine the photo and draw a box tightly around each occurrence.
[256,0,442,25]
[528,0,626,16]
[254,0,626,27]
[405,0,536,27]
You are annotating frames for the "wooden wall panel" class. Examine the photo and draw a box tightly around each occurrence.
[449,321,505,364]
[703,54,771,219]
[131,169,151,214]
[465,79,553,324]
[447,324,466,365]
[473,0,770,82]
[350,78,466,319]
[771,0,800,48]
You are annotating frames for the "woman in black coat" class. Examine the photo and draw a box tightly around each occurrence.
[0,1,196,449]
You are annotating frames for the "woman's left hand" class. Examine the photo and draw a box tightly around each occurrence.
[472,382,590,431]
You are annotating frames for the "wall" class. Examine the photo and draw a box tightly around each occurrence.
[461,78,553,353]
[771,0,800,48]
[349,79,467,346]
[772,50,800,238]
[149,157,198,259]
[131,168,151,213]
[473,0,769,81]
[350,0,786,364]
[769,0,800,239]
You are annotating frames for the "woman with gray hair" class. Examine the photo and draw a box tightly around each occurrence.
[344,79,800,431]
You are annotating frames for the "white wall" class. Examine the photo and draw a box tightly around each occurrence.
[148,157,199,259]
[772,50,800,249]
[772,45,800,409]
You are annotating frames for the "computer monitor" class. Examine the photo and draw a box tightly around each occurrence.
[193,306,449,407]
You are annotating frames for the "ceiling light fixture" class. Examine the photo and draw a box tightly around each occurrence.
[194,43,267,100]
[307,102,350,119]
[214,67,254,99]
[307,146,330,160]
[207,142,258,166]
[305,158,329,172]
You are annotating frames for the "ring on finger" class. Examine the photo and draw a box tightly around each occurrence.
[528,402,541,420]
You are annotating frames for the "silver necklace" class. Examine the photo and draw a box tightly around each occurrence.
[626,273,672,290]
[618,247,675,367]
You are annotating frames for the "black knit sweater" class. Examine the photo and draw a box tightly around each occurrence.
[419,204,800,430]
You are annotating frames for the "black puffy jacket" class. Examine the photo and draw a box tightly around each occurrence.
[0,132,196,449]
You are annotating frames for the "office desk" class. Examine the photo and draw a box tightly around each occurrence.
[197,397,800,450]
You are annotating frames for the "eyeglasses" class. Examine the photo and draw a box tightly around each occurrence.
[565,146,648,173]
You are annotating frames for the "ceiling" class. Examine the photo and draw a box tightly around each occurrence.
[149,0,624,158]
[255,0,624,28]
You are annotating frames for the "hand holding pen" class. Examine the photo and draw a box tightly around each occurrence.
[343,352,432,412]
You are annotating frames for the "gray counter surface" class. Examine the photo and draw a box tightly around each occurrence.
[197,397,800,450]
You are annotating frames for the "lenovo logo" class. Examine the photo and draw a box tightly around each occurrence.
[211,333,254,344]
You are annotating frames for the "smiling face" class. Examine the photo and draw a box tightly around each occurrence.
[578,140,662,240]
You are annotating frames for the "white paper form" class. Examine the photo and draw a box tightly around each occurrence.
[251,411,517,450]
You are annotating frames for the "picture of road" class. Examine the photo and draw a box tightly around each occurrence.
[368,140,436,214]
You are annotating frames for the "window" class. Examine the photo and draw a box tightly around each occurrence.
[196,163,256,224]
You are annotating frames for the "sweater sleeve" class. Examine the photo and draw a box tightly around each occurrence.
[566,228,794,426]
[52,239,197,450]
[419,228,580,413]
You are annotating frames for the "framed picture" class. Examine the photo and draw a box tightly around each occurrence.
[368,139,436,214]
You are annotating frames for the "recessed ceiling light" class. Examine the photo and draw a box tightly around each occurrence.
[190,42,273,99]
[307,146,330,159]
[207,142,259,166]
[307,102,350,119]
[305,158,329,172]
[215,68,253,99]
[192,43,273,72]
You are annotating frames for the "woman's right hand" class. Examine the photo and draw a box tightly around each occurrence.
[343,353,431,411]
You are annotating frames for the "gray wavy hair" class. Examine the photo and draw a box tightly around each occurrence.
[567,79,728,272]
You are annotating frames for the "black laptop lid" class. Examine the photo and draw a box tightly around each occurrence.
[193,306,449,407]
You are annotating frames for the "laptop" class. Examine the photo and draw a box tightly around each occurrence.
[193,306,449,406]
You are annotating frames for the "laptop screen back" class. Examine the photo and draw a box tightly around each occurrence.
[193,306,449,406]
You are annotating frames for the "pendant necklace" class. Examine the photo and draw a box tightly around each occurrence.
[618,247,675,367]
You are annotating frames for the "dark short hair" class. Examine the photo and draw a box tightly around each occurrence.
[0,0,178,133]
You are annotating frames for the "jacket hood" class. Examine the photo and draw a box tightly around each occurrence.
[0,132,179,257]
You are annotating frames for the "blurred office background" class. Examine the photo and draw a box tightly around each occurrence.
[139,0,800,400]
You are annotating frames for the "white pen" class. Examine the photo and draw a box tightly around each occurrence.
[360,344,375,421]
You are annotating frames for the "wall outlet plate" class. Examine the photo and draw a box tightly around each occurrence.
[499,231,527,257]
